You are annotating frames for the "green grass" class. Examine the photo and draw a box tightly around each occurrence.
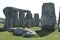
[0,23,60,40]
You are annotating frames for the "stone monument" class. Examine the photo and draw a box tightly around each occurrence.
[19,10,25,27]
[3,7,16,30]
[58,9,60,32]
[41,3,56,31]
[26,11,32,27]
[34,13,39,26]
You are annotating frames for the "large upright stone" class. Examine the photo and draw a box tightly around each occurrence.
[19,10,25,27]
[34,13,39,26]
[26,11,32,27]
[19,9,32,28]
[31,18,35,27]
[3,7,16,30]
[26,11,32,19]
[13,11,19,27]
[41,3,56,31]
[58,10,60,32]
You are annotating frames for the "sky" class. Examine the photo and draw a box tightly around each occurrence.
[0,0,60,20]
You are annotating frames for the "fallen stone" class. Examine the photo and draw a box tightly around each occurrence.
[12,28,24,36]
[22,29,37,37]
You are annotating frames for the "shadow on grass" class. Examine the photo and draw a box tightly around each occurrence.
[35,30,54,37]
[0,28,6,32]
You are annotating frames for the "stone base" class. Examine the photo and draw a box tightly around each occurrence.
[58,24,60,32]
[0,28,6,31]
[41,25,55,31]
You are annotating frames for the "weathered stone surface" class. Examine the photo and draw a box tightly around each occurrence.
[26,11,32,27]
[41,3,56,31]
[10,28,37,37]
[22,31,37,37]
[13,12,19,27]
[34,13,39,26]
[58,11,60,32]
[3,7,16,30]
[58,24,60,32]
[19,10,32,28]
[12,28,28,35]
[26,11,32,19]
[31,18,35,27]
[12,28,24,35]
[19,11,25,27]
[8,28,17,32]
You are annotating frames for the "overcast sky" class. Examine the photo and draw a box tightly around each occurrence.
[0,0,60,20]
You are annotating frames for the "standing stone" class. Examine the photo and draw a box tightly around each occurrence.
[19,11,25,27]
[41,3,56,31]
[58,10,60,32]
[34,13,39,26]
[3,7,15,30]
[13,11,19,27]
[26,11,32,27]
[31,18,35,27]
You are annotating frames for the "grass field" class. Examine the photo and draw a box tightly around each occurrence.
[0,23,60,40]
